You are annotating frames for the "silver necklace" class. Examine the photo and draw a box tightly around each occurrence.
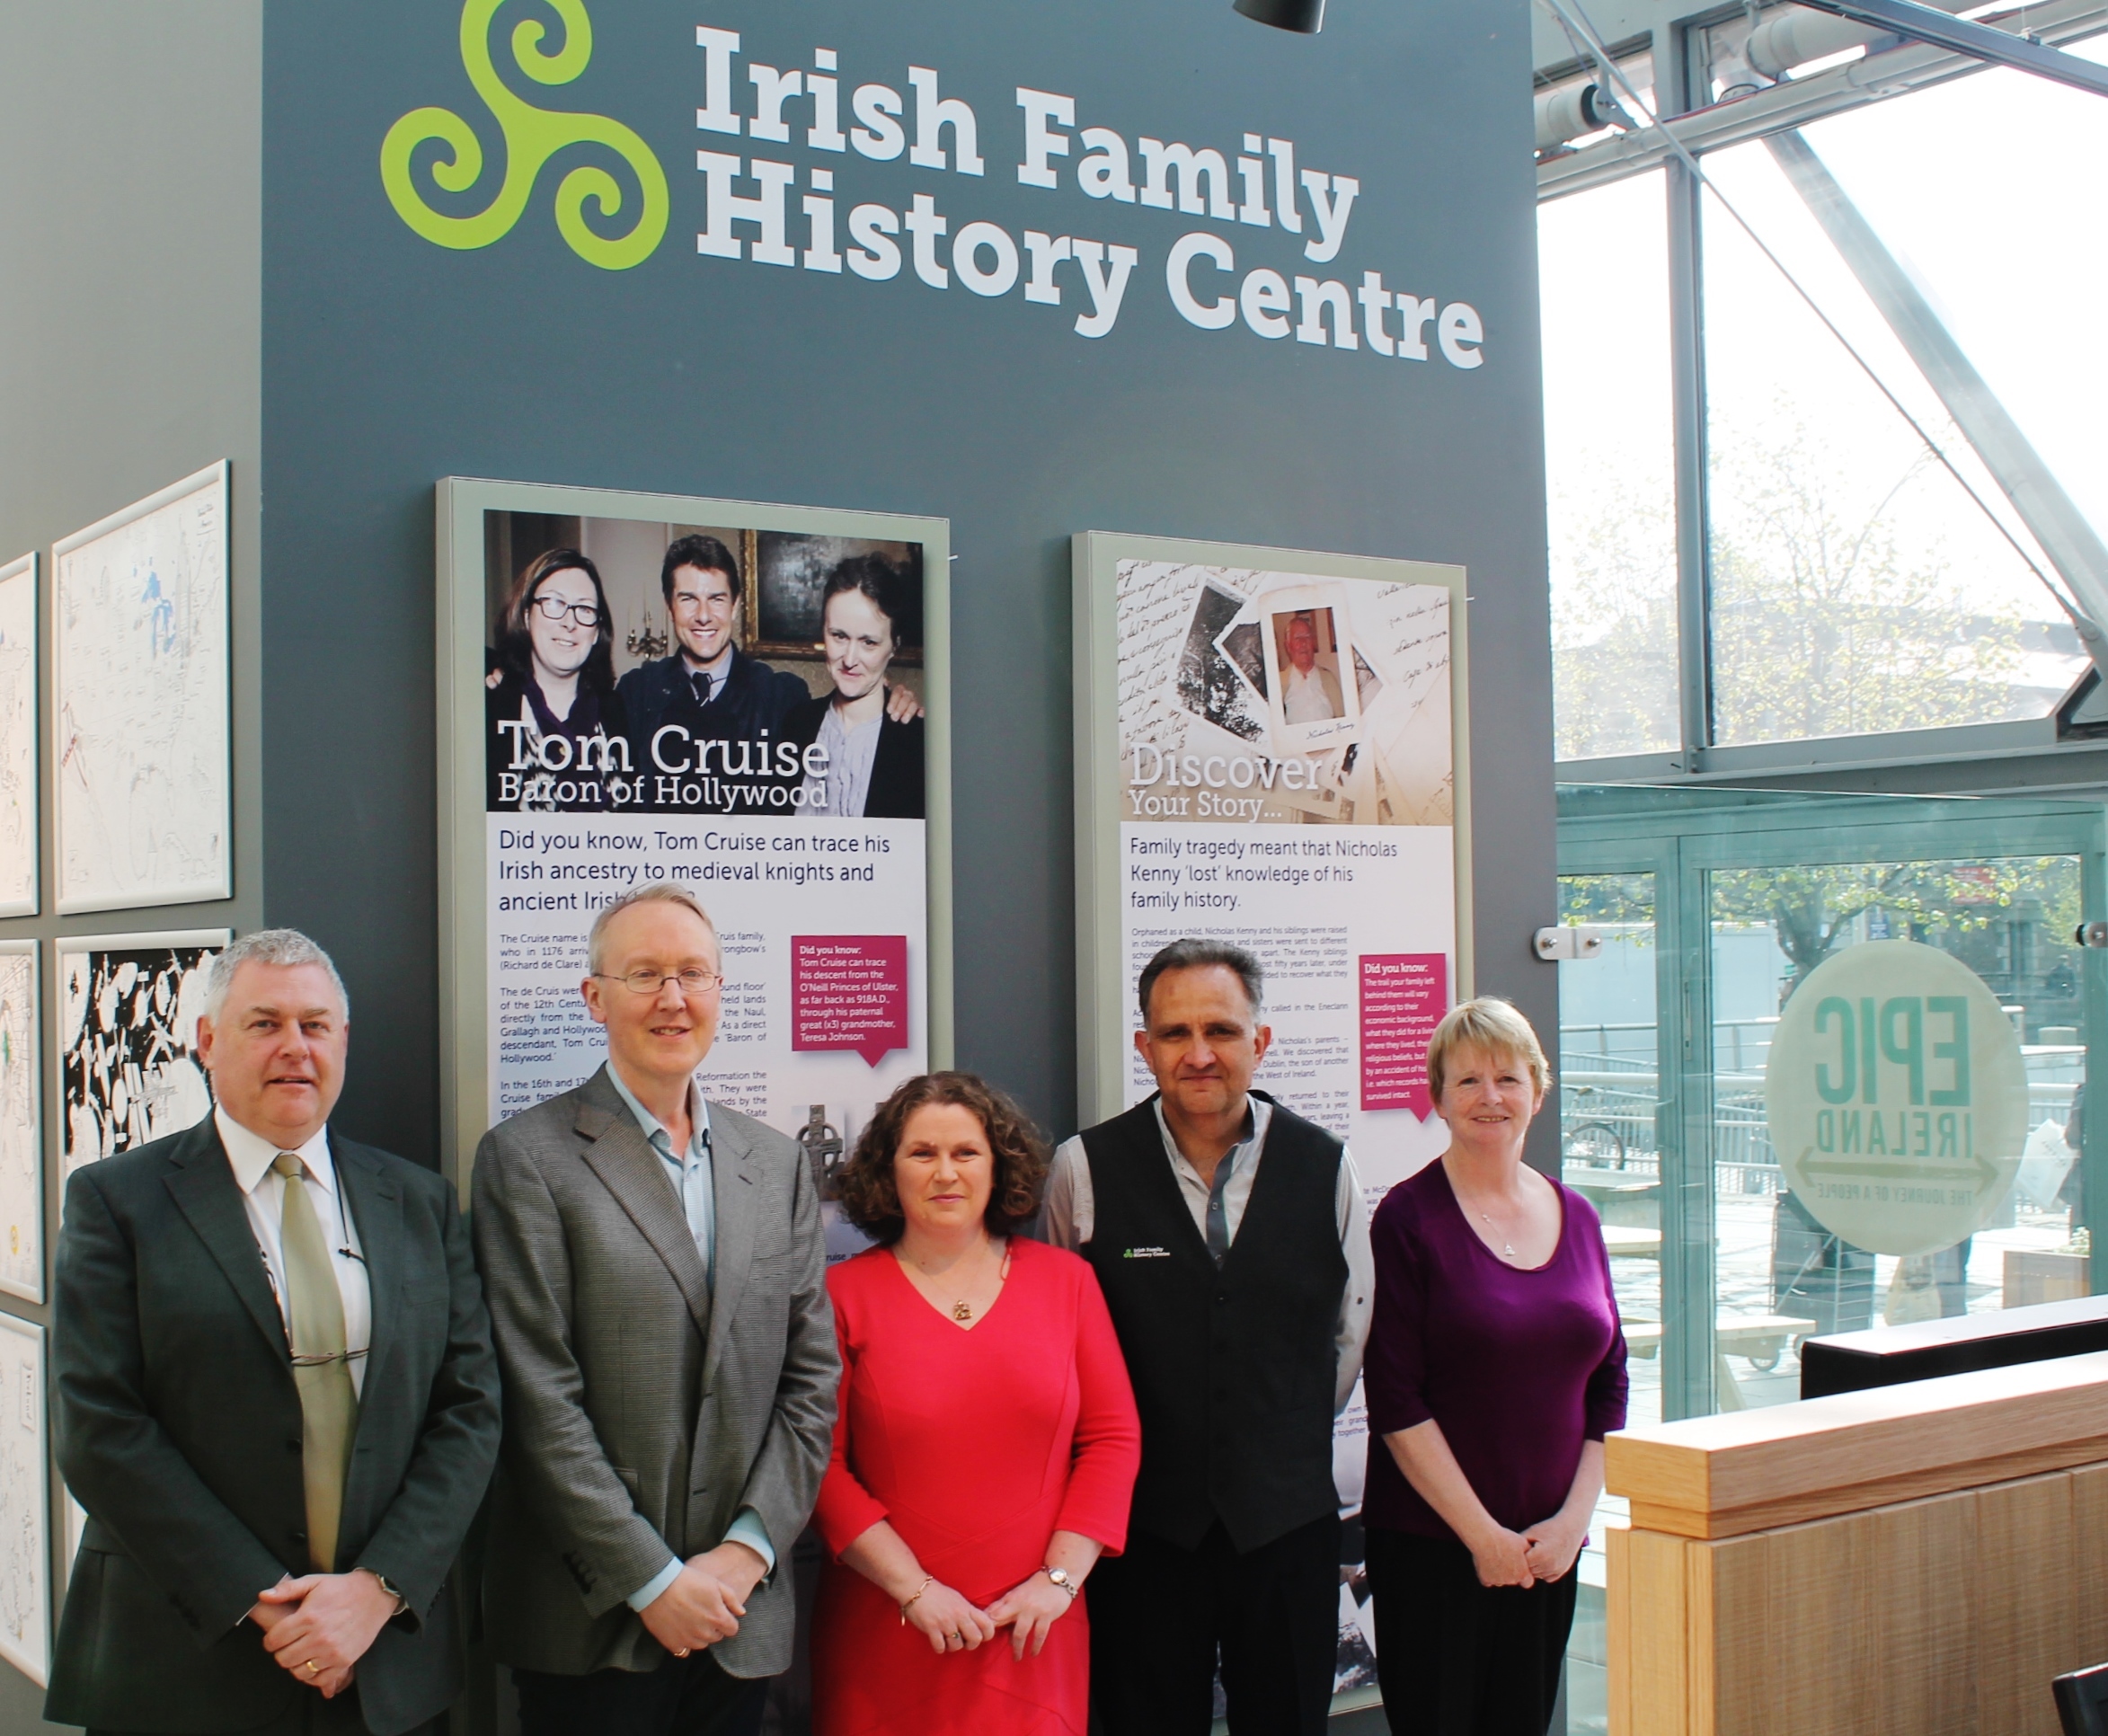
[1477,1209,1519,1262]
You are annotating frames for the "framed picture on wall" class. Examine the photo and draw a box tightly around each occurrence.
[51,464,232,916]
[437,479,952,1216]
[0,555,36,918]
[57,931,227,1175]
[0,943,41,1305]
[749,532,926,665]
[0,1312,49,1687]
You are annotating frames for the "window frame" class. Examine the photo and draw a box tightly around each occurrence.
[1541,3,2108,793]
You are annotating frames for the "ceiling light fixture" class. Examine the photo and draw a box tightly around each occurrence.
[1232,0,1326,34]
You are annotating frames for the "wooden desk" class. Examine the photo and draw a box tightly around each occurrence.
[1606,1351,2108,1735]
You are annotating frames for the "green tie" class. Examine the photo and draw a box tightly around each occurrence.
[274,1153,358,1573]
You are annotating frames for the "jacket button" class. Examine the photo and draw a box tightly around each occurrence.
[1215,1293,1228,1306]
[287,1439,302,1455]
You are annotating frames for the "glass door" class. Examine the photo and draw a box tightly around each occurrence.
[1553,784,2108,1736]
[1705,845,2092,1413]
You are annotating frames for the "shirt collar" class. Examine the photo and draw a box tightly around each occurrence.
[605,1062,711,1158]
[680,646,737,687]
[215,1106,334,1199]
[1151,1094,1270,1179]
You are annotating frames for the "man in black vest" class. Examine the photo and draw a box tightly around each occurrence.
[1043,938,1372,1736]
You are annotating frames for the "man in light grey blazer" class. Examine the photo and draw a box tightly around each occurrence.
[473,882,837,1736]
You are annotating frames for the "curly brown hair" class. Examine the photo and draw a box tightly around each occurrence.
[835,1072,1050,1244]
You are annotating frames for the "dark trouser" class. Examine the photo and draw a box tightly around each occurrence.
[515,1653,769,1736]
[90,1691,434,1736]
[1365,1528,1577,1736]
[1089,1512,1340,1736]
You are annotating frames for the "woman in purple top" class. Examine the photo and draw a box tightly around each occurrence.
[1362,997,1627,1736]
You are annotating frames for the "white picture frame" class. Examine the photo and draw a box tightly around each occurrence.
[0,1312,49,1687]
[52,463,232,914]
[1253,580,1365,753]
[56,930,228,1174]
[0,556,37,918]
[0,944,41,1305]
[435,479,954,1191]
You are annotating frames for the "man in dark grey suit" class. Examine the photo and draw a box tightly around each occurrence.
[47,930,501,1736]
[474,882,836,1736]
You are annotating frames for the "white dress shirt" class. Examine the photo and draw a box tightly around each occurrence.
[215,1107,371,1399]
[1042,1096,1374,1412]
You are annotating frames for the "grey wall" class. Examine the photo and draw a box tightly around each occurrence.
[261,0,1555,1162]
[0,4,265,1725]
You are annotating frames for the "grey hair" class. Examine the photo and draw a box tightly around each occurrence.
[202,929,350,1022]
[1137,936,1263,1023]
[588,882,720,975]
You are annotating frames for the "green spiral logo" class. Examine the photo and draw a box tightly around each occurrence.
[381,0,668,270]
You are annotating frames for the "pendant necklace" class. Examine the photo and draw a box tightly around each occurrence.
[933,1242,1010,1322]
[1479,1211,1519,1262]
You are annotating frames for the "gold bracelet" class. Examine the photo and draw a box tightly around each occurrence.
[899,1577,934,1625]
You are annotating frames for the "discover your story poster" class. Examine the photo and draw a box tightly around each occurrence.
[477,505,936,1253]
[1112,551,1464,1694]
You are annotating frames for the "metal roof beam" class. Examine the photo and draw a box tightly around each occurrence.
[1791,0,2108,96]
[1767,129,2108,659]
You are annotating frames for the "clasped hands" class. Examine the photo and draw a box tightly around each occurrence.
[637,1541,770,1659]
[249,1569,403,1698]
[1467,1512,1587,1590]
[903,1572,1075,1661]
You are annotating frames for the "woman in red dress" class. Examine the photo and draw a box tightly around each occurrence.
[812,1073,1141,1736]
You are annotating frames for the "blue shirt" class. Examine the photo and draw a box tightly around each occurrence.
[604,1065,776,1607]
[606,1065,718,1282]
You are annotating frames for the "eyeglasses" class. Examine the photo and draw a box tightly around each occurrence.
[595,969,724,996]
[532,595,604,629]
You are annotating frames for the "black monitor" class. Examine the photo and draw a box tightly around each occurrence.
[1799,1293,2108,1400]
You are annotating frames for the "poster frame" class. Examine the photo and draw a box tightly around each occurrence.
[0,942,40,1305]
[1070,530,1474,1127]
[0,554,36,920]
[436,477,954,1195]
[54,929,231,1176]
[0,1309,48,1688]
[50,461,232,916]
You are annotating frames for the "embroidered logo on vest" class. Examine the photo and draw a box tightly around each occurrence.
[1122,1245,1172,1259]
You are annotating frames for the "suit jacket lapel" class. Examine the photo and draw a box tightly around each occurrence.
[335,1141,401,1402]
[703,1108,756,1390]
[161,1118,294,1370]
[575,1067,713,1339]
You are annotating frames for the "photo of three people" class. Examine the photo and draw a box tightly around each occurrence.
[483,513,927,819]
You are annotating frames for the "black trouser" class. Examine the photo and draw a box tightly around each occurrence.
[91,1692,435,1736]
[1089,1513,1340,1736]
[1365,1528,1576,1736]
[515,1652,769,1736]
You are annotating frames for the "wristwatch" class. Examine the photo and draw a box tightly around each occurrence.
[1038,1566,1078,1600]
[360,1569,409,1616]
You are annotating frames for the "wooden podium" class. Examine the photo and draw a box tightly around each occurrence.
[1607,1351,2108,1735]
